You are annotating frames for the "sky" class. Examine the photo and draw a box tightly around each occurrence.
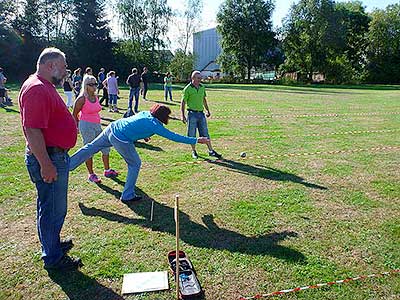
[110,0,399,51]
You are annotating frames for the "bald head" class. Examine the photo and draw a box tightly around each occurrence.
[36,47,67,85]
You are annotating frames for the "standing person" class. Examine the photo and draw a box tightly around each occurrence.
[72,75,118,183]
[103,71,119,112]
[141,66,149,101]
[84,67,93,77]
[180,70,222,159]
[97,67,108,107]
[0,67,7,107]
[126,68,141,113]
[70,104,209,202]
[164,72,173,102]
[18,47,82,270]
[62,70,74,109]
[72,68,82,91]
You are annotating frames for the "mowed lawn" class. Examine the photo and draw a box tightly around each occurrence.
[0,83,399,300]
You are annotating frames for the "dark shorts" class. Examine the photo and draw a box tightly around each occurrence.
[0,88,5,98]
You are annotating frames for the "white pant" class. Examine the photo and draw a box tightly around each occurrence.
[64,91,74,108]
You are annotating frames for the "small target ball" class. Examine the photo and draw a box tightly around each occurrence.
[240,152,246,158]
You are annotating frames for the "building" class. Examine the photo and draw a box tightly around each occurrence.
[193,28,223,78]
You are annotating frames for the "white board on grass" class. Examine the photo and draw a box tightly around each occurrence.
[121,271,169,294]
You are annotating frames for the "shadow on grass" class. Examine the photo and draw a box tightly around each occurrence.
[134,141,164,152]
[206,158,327,190]
[47,269,124,300]
[146,98,180,106]
[79,188,306,263]
[1,106,20,113]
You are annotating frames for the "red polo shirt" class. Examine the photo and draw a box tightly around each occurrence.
[19,74,77,149]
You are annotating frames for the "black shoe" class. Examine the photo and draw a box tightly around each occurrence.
[209,150,222,159]
[44,255,83,271]
[192,151,198,159]
[61,239,74,254]
[120,195,142,203]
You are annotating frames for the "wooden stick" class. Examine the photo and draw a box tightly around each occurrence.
[175,194,180,300]
[150,200,154,221]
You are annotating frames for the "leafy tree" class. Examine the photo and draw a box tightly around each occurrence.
[217,0,275,79]
[117,0,147,43]
[168,49,195,81]
[335,1,371,79]
[281,0,343,81]
[72,0,113,70]
[176,0,203,54]
[366,4,400,83]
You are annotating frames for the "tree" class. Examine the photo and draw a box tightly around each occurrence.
[168,49,195,81]
[117,0,147,43]
[72,0,113,70]
[176,0,203,54]
[335,1,371,79]
[366,4,400,83]
[217,0,275,79]
[281,0,343,81]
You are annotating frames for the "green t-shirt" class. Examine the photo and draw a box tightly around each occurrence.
[164,76,172,87]
[181,83,206,111]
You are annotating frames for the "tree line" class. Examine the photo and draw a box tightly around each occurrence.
[1,0,399,84]
[0,0,200,82]
[217,0,400,84]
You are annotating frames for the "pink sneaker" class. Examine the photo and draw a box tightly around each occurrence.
[104,169,119,178]
[88,174,101,183]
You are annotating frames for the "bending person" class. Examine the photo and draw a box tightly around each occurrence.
[69,104,209,202]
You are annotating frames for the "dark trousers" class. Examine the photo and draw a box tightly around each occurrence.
[99,87,109,106]
[142,83,148,99]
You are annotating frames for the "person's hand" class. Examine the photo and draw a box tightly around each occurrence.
[41,162,58,183]
[197,137,210,144]
[205,111,211,118]
[144,137,151,142]
[181,115,187,124]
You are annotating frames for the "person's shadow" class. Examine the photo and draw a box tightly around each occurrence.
[47,269,124,300]
[204,158,327,190]
[79,187,306,263]
[134,141,164,152]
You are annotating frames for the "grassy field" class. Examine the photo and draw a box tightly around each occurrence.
[0,82,399,300]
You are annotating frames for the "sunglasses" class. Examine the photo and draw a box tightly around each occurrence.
[87,83,97,87]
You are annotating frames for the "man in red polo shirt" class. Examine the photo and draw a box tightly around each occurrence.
[19,47,82,270]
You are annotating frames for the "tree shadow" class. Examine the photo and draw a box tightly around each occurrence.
[204,158,327,190]
[134,141,164,152]
[146,98,179,106]
[47,269,124,300]
[2,106,20,113]
[79,188,306,263]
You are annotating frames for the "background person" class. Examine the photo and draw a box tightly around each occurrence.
[103,71,119,112]
[97,67,108,107]
[181,70,222,159]
[72,68,82,89]
[72,75,118,183]
[126,68,141,113]
[62,69,74,108]
[18,47,82,270]
[69,104,209,202]
[164,71,173,102]
[141,66,149,101]
[0,67,7,107]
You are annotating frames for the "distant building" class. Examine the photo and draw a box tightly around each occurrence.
[193,28,223,78]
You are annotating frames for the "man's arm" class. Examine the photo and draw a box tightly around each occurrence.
[180,100,187,124]
[25,128,57,182]
[203,97,211,117]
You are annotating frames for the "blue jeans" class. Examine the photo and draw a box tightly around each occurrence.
[187,111,210,138]
[129,87,140,112]
[69,125,141,200]
[25,151,70,266]
[164,86,172,101]
[109,94,118,106]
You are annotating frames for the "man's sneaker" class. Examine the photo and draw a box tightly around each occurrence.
[192,151,199,159]
[120,195,142,203]
[44,255,83,271]
[104,169,119,178]
[61,239,74,254]
[209,150,222,159]
[88,174,101,183]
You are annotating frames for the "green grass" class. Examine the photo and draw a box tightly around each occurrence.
[0,83,399,300]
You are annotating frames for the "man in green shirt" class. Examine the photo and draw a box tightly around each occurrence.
[180,71,222,159]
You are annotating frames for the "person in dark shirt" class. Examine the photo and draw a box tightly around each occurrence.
[126,68,142,113]
[97,68,108,106]
[141,66,149,101]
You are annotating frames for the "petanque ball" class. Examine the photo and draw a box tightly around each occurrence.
[240,152,246,158]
